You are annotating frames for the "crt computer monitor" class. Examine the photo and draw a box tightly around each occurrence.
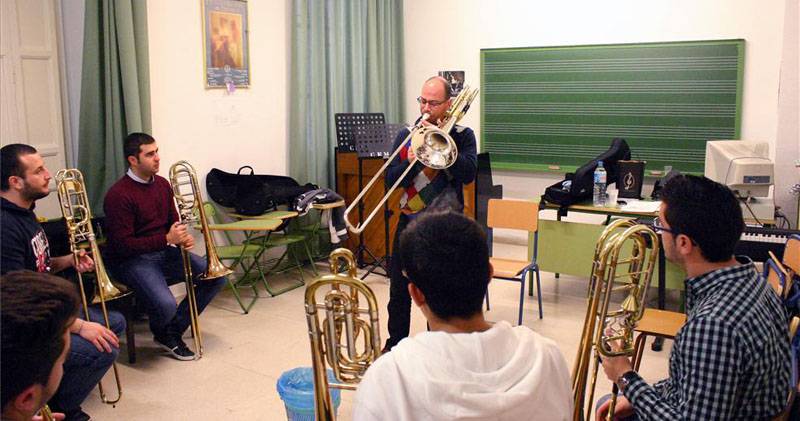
[704,140,773,198]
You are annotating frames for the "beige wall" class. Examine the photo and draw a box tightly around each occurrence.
[404,0,793,210]
[143,0,796,222]
[147,0,290,184]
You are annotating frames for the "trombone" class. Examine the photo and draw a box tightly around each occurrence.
[168,160,232,359]
[572,219,659,421]
[305,249,381,421]
[343,85,479,234]
[55,169,130,405]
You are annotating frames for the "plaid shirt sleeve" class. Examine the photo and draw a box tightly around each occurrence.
[624,317,743,420]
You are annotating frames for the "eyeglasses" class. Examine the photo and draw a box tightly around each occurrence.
[652,217,676,235]
[416,96,447,107]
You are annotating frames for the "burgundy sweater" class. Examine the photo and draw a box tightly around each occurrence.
[103,174,178,260]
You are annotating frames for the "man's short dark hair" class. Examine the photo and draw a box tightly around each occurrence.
[123,132,156,163]
[399,211,490,320]
[1,144,38,191]
[1,271,80,408]
[661,174,744,262]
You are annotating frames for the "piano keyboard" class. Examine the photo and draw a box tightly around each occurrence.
[736,226,799,262]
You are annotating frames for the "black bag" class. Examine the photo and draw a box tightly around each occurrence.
[542,138,631,207]
[205,166,317,214]
[233,166,275,216]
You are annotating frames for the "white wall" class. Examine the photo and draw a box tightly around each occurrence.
[147,0,290,185]
[404,0,792,208]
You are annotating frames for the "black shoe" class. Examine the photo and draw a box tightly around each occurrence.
[52,407,90,421]
[64,409,90,421]
[154,334,195,361]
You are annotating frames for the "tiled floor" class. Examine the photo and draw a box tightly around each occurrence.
[83,242,674,420]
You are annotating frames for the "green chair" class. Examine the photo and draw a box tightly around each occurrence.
[204,203,288,312]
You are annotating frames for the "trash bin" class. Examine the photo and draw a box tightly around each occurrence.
[276,367,341,421]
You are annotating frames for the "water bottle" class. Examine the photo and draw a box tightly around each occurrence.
[593,161,607,206]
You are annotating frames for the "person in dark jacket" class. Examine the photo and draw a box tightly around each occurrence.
[0,144,124,421]
[383,76,478,351]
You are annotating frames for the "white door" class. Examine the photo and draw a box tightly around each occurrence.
[0,0,67,219]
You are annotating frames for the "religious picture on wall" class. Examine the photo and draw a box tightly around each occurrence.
[203,0,250,89]
[438,70,465,96]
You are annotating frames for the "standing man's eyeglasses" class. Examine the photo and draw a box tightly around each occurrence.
[652,217,677,235]
[416,96,446,107]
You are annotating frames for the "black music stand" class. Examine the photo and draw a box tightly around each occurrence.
[334,113,387,274]
[353,123,396,278]
[335,113,385,153]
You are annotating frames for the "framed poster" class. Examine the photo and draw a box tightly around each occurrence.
[438,70,465,96]
[202,0,250,88]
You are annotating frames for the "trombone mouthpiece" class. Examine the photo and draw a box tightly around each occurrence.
[419,113,430,124]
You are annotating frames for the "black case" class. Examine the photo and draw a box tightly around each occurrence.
[542,138,631,207]
[206,166,317,215]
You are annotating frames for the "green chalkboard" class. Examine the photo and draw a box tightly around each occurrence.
[480,39,744,174]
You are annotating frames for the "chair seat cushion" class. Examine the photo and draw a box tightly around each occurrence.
[490,257,531,279]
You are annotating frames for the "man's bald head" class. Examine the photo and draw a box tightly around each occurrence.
[424,76,452,99]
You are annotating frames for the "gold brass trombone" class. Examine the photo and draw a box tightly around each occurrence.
[343,86,480,234]
[572,219,659,421]
[305,248,381,421]
[168,160,233,359]
[55,169,130,405]
[38,404,54,421]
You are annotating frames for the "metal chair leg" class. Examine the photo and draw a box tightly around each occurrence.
[535,267,543,319]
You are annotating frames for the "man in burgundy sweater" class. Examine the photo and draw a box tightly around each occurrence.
[103,133,224,360]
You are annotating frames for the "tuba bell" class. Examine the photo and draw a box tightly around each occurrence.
[305,248,382,421]
[55,168,130,405]
[343,86,479,234]
[168,160,233,359]
[572,219,659,421]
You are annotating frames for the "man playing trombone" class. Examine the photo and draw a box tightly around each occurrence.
[0,144,124,421]
[383,76,478,352]
[103,133,225,361]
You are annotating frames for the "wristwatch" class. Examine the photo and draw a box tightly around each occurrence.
[617,370,638,390]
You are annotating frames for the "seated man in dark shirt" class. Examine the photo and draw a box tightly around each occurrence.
[598,175,791,420]
[104,132,224,361]
[2,271,81,421]
[0,144,124,421]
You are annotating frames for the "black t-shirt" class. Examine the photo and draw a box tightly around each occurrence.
[1,197,51,274]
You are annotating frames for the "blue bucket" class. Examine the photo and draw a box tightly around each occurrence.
[276,367,341,421]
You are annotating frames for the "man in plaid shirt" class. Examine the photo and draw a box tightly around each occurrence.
[599,175,791,420]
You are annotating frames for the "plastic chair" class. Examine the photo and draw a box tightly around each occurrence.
[485,198,542,324]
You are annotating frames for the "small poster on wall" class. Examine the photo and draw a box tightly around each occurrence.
[202,0,250,89]
[438,70,465,96]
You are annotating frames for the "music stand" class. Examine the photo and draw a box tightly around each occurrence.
[334,113,387,274]
[335,113,385,153]
[352,123,396,278]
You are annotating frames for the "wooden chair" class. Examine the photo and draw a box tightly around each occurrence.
[485,198,542,324]
[631,309,686,370]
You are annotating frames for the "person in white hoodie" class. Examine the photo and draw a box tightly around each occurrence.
[353,211,572,421]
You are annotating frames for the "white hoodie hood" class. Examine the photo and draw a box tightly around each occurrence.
[354,321,572,421]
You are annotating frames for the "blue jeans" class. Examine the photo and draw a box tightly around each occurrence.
[50,306,125,417]
[110,247,225,338]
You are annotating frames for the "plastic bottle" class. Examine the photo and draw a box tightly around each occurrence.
[593,161,607,206]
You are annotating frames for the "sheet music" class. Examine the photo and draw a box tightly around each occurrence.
[619,199,661,213]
